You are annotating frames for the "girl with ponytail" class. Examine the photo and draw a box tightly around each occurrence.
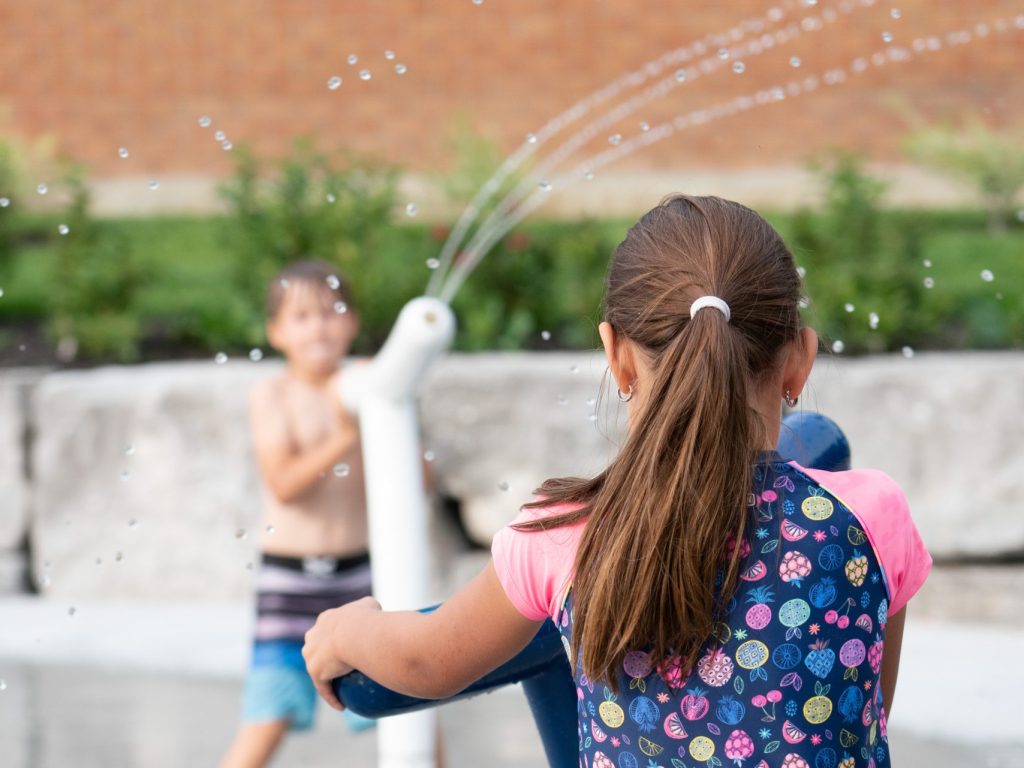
[303,196,931,766]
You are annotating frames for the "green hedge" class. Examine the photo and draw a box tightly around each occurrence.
[1,210,1020,364]
[0,148,1021,364]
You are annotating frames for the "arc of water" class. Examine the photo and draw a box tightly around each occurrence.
[425,0,816,297]
[442,0,867,300]
[439,12,1024,303]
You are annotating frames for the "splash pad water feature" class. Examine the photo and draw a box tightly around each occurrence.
[340,4,1020,765]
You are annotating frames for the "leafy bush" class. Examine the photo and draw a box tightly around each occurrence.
[904,119,1024,233]
[0,145,1020,365]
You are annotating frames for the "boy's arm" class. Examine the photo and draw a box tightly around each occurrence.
[303,560,543,706]
[250,381,359,504]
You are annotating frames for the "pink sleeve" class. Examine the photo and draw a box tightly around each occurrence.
[798,465,932,615]
[490,502,586,622]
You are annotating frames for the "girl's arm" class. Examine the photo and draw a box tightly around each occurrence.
[880,606,906,715]
[303,560,543,709]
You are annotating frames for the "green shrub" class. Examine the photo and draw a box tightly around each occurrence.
[904,119,1024,233]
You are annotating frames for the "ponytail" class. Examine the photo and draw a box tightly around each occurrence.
[519,195,801,690]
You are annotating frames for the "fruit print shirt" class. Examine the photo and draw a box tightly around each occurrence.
[492,456,932,768]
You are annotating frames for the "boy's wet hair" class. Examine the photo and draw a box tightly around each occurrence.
[266,260,354,320]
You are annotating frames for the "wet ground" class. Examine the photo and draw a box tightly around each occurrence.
[2,560,1023,767]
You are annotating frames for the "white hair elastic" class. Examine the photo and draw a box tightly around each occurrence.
[689,295,731,322]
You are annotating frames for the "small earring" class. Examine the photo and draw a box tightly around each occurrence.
[783,389,798,408]
[617,383,634,403]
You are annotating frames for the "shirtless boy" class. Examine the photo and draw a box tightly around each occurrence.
[220,260,370,767]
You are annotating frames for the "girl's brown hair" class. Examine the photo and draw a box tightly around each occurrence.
[520,195,802,689]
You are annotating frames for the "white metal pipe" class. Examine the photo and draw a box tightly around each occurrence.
[339,297,455,768]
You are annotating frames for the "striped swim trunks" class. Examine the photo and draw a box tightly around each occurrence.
[242,551,373,730]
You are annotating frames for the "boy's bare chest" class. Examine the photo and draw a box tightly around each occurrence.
[281,386,339,447]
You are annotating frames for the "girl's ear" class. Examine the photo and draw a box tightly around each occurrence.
[783,326,818,400]
[599,321,639,395]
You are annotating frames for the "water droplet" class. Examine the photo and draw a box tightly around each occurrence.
[472,0,483,5]
[249,348,263,362]
[923,259,932,268]
[347,53,358,65]
[608,134,621,145]
[214,130,226,142]
[328,75,342,90]
[569,365,579,374]
[115,552,124,562]
[538,180,552,192]
[541,330,551,341]
[831,340,845,354]
[890,8,902,19]
[326,274,341,290]
[198,116,212,128]
[148,180,160,191]
[395,63,407,75]
[923,276,934,289]
[0,679,7,691]
[333,463,350,478]
[426,258,441,270]
[868,312,880,330]
[1016,209,1024,222]
[0,197,9,207]
[583,169,594,181]
[326,192,336,203]
[557,394,569,405]
[384,50,396,60]
[266,525,275,534]
[718,48,730,60]
[674,69,687,82]
[58,224,69,235]
[526,133,537,144]
[798,297,810,309]
[118,147,129,159]
[405,202,418,216]
[796,266,807,278]
[0,288,4,299]
[120,470,130,482]
[36,183,48,195]
[882,31,893,43]
[901,346,915,359]
[222,140,233,151]
[245,562,254,570]
[585,397,597,407]
[588,413,598,422]
[334,301,347,314]
[639,121,650,132]
[235,528,247,540]
[498,481,509,491]
[790,56,802,67]
[128,518,138,528]
[214,352,228,364]
[68,606,76,617]
[359,69,371,81]
[980,269,994,282]
[125,445,135,456]
[423,450,435,462]
[95,557,102,565]
[732,61,746,74]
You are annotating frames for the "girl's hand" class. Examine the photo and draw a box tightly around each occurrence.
[303,596,382,709]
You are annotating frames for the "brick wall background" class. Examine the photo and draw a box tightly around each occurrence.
[1,0,1021,198]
